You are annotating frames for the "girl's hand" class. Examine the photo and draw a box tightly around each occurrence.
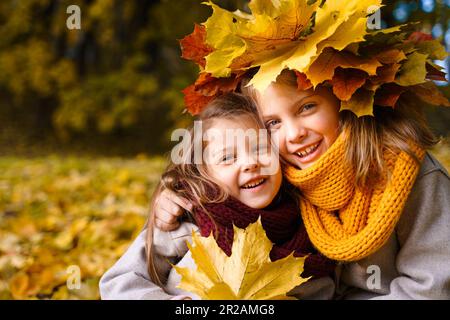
[154,189,193,231]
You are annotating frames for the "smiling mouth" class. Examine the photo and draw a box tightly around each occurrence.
[241,178,266,189]
[296,141,321,158]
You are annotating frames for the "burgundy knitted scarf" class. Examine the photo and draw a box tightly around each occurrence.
[192,192,336,279]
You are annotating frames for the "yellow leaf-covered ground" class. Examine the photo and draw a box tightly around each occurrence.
[0,155,166,299]
[0,142,448,300]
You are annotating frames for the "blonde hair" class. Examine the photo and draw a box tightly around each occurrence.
[241,69,438,187]
[145,93,264,286]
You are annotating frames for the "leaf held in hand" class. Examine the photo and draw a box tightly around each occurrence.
[173,218,310,300]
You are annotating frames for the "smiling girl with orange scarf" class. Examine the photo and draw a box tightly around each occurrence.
[152,0,450,299]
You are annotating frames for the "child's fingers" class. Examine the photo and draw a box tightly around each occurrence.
[157,207,179,225]
[161,199,184,218]
[155,217,180,231]
[155,190,183,218]
[163,189,193,212]
[153,189,193,231]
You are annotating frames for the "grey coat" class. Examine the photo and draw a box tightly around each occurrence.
[99,222,335,300]
[335,152,450,299]
[99,153,450,300]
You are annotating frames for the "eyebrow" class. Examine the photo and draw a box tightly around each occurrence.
[262,93,317,120]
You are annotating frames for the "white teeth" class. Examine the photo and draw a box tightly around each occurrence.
[296,142,319,158]
[242,178,265,189]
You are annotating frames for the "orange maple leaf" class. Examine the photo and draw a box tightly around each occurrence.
[370,63,402,85]
[182,72,247,115]
[182,83,215,116]
[410,82,450,107]
[294,71,313,91]
[331,68,368,102]
[307,48,381,87]
[375,49,407,65]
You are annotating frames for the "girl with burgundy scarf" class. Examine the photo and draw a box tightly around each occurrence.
[99,93,335,300]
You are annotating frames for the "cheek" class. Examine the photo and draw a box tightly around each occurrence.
[221,169,240,194]
[311,114,331,131]
[271,129,289,157]
[325,126,339,146]
[323,115,340,145]
[208,166,235,190]
[312,112,339,138]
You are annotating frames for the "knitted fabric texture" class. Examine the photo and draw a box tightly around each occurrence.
[284,132,425,262]
[193,192,336,279]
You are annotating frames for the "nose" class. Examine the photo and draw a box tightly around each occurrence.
[286,120,307,144]
[243,162,259,172]
[241,152,260,172]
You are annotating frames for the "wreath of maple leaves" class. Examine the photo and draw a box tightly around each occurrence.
[179,20,448,116]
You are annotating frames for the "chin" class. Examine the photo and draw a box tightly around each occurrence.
[290,154,321,170]
[298,162,313,170]
[288,157,303,169]
[243,198,272,209]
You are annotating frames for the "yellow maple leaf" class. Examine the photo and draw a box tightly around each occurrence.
[203,0,382,92]
[340,88,375,117]
[394,52,428,86]
[204,0,319,79]
[173,218,310,300]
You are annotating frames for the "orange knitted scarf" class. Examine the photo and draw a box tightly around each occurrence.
[284,132,425,262]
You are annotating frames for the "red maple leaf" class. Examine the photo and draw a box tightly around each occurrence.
[182,72,248,115]
[374,83,407,107]
[407,31,433,43]
[179,24,214,68]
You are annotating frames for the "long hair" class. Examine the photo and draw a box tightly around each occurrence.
[241,69,439,187]
[145,93,264,286]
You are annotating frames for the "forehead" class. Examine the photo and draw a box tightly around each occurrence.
[256,83,327,115]
[206,114,260,133]
[204,115,265,148]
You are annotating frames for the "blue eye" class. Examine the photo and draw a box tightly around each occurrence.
[221,154,235,163]
[266,119,280,128]
[302,103,316,112]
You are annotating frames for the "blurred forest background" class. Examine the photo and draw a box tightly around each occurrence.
[0,0,449,299]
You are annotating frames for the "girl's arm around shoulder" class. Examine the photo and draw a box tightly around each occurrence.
[99,222,198,300]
